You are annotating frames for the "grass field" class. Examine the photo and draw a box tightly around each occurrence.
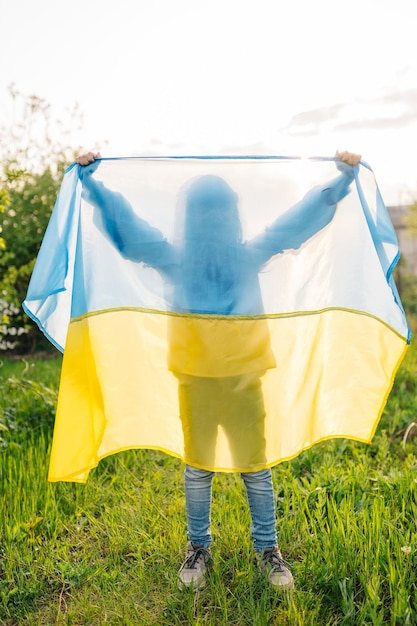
[1,337,417,625]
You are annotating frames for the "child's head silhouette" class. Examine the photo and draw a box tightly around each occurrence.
[183,175,242,245]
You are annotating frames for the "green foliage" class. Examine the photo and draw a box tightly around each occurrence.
[0,189,9,250]
[0,297,29,352]
[0,357,60,447]
[0,342,417,624]
[397,271,417,319]
[0,168,62,352]
[403,198,417,236]
[0,376,57,446]
[0,86,83,353]
[1,169,60,268]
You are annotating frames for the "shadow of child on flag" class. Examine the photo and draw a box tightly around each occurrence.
[78,155,358,470]
[76,149,360,590]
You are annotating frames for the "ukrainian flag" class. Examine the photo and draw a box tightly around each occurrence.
[23,156,410,482]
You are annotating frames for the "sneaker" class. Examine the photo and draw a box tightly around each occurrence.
[178,541,213,590]
[255,547,294,590]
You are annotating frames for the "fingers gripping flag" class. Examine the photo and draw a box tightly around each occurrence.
[23,156,410,482]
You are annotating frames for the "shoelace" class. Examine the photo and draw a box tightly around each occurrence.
[262,549,291,573]
[184,546,210,569]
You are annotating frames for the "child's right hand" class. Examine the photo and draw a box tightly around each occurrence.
[335,151,361,167]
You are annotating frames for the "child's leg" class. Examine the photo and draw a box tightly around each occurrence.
[184,464,214,548]
[241,468,277,551]
[242,469,294,589]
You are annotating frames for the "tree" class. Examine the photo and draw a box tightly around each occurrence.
[0,86,83,352]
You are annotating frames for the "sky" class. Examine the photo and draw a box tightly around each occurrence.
[1,0,417,205]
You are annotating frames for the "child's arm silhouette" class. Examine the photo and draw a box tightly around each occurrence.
[248,151,361,266]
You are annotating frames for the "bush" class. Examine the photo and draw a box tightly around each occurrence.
[0,86,83,354]
[0,297,29,351]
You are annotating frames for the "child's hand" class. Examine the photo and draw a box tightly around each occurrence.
[335,151,361,166]
[76,151,102,178]
[76,151,101,166]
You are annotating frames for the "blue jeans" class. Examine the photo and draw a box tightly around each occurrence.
[184,464,277,552]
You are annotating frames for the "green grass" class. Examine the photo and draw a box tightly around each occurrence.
[1,343,417,625]
[0,353,62,388]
